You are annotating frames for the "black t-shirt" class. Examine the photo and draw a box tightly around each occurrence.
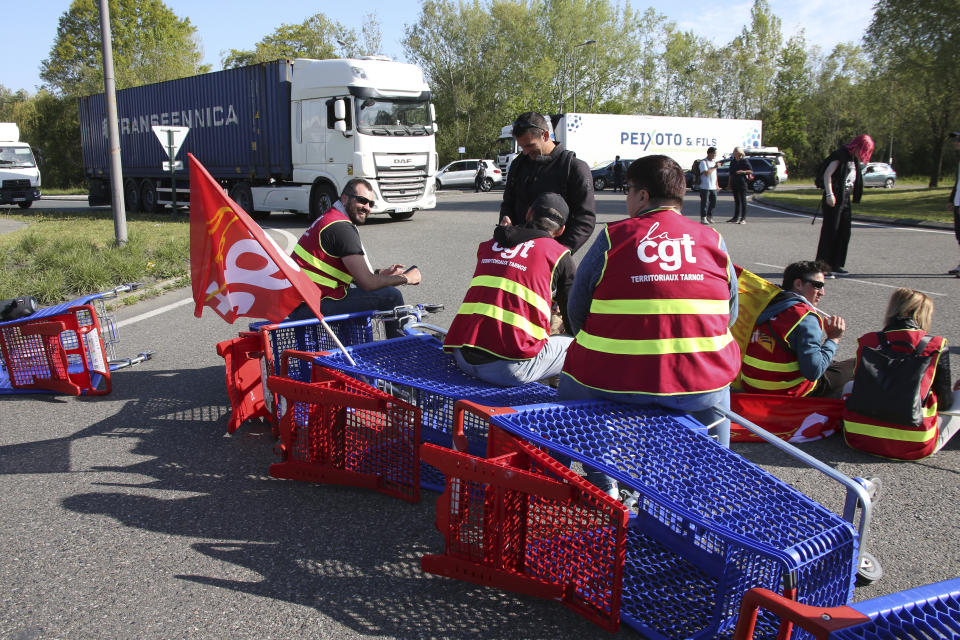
[320,219,364,258]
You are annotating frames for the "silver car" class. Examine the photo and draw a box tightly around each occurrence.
[435,159,503,191]
[862,162,897,189]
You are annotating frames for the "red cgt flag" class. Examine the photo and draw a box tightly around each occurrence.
[188,153,324,323]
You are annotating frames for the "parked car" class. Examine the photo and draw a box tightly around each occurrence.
[591,158,634,191]
[712,156,779,193]
[861,162,897,189]
[435,159,502,190]
[745,149,789,183]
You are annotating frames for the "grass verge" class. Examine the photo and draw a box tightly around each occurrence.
[759,187,954,223]
[0,208,190,305]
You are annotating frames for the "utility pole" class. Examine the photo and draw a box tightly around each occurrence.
[572,39,596,113]
[98,0,127,246]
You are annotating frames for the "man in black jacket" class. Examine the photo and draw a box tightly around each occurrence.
[499,112,596,254]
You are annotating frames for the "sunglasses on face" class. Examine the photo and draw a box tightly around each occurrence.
[512,119,545,137]
[802,278,825,289]
[347,193,375,206]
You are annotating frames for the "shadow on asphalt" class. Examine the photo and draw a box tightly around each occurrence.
[0,365,610,638]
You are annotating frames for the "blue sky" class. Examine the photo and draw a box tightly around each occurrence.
[6,0,875,93]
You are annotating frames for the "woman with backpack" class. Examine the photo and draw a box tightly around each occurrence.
[843,288,960,459]
[815,134,874,277]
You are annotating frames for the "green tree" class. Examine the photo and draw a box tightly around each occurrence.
[40,0,207,97]
[762,34,812,171]
[222,13,384,68]
[866,0,960,185]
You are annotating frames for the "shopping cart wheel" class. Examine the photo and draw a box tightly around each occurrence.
[856,551,883,586]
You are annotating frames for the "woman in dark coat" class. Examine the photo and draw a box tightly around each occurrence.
[726,146,752,224]
[817,134,874,276]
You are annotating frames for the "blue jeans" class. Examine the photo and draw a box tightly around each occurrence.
[287,286,406,338]
[699,189,717,219]
[451,335,573,386]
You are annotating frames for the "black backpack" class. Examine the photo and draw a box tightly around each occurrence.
[845,332,936,427]
[0,296,38,322]
[691,159,702,186]
[813,154,832,190]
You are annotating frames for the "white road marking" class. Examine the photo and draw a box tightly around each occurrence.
[753,262,947,298]
[750,201,954,235]
[116,226,299,328]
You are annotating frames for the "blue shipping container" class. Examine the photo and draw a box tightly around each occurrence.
[79,61,292,181]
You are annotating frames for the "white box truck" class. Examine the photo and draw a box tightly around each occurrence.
[0,123,42,209]
[80,57,438,221]
[498,112,762,177]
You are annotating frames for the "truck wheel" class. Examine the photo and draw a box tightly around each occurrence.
[751,177,767,193]
[124,179,141,212]
[140,179,161,213]
[309,183,336,221]
[17,201,32,209]
[593,176,606,191]
[388,211,415,221]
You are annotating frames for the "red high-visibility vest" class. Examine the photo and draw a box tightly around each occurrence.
[740,301,821,396]
[444,236,569,360]
[562,208,740,394]
[843,329,946,460]
[290,208,354,301]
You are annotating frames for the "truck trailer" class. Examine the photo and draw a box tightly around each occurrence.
[0,123,42,208]
[497,112,762,176]
[79,57,438,220]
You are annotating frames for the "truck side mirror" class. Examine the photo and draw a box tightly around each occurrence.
[429,103,438,133]
[334,99,346,121]
[334,120,347,133]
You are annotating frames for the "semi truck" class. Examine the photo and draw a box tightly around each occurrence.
[497,112,762,176]
[79,57,438,220]
[0,123,42,208]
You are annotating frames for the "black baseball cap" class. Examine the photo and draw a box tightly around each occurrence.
[529,192,569,225]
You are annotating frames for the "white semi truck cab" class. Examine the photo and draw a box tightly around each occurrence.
[266,57,438,221]
[0,123,41,209]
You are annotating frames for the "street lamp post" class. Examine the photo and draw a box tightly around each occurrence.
[572,39,596,113]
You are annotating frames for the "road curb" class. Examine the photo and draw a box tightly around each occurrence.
[752,195,954,231]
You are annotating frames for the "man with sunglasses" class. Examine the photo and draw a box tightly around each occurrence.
[287,178,420,337]
[499,111,596,254]
[740,260,853,398]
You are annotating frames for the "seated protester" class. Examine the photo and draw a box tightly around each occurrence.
[286,178,420,338]
[443,192,576,386]
[843,288,960,460]
[740,260,854,398]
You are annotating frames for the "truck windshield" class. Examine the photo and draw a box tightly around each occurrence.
[356,98,431,136]
[0,146,37,168]
[497,136,517,157]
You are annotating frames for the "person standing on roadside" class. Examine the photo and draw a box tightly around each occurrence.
[816,134,874,277]
[474,160,487,193]
[725,147,752,224]
[947,132,960,276]
[613,155,625,192]
[499,111,596,254]
[699,147,719,224]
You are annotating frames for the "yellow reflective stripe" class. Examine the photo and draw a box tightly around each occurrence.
[589,298,729,315]
[740,373,807,390]
[924,403,937,418]
[293,244,353,285]
[303,270,338,288]
[574,329,733,355]
[843,420,937,443]
[742,354,800,373]
[456,302,548,340]
[470,275,550,316]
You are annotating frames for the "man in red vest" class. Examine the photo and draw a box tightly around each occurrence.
[559,156,740,496]
[286,178,421,337]
[444,192,576,385]
[739,260,852,398]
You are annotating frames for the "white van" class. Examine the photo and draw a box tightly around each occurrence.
[745,147,788,183]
